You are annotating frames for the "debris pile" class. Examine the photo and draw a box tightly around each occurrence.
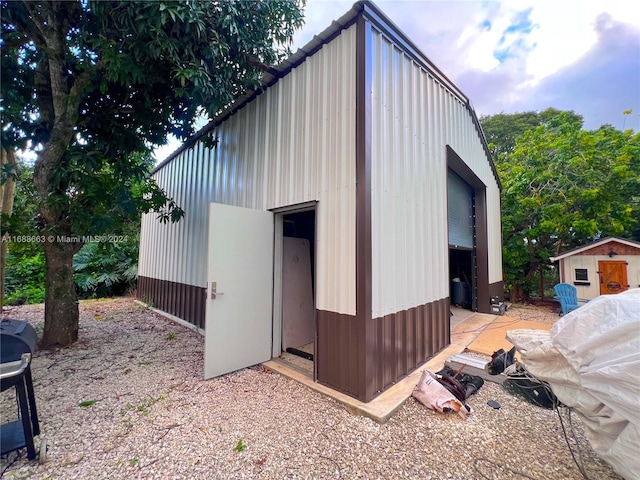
[412,368,484,419]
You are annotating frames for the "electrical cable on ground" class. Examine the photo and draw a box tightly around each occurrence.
[472,367,596,480]
[454,318,523,336]
[555,404,591,480]
[520,368,592,480]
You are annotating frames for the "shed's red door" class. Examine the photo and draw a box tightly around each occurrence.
[598,261,628,295]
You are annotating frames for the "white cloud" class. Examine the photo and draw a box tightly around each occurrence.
[511,13,640,130]
[291,0,640,130]
[154,0,640,161]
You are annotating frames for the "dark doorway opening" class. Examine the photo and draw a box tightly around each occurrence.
[278,209,316,377]
[450,248,474,310]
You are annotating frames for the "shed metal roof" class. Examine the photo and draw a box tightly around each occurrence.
[550,236,640,262]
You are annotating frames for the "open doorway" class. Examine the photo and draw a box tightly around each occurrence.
[449,248,475,311]
[274,208,316,378]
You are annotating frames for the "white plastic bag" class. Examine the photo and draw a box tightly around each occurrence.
[412,370,471,419]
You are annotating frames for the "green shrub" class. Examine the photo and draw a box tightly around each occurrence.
[4,251,46,305]
[73,229,139,299]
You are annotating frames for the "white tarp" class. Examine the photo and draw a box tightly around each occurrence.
[506,289,640,480]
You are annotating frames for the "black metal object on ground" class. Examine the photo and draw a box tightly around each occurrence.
[285,347,314,361]
[1,319,40,460]
[501,374,556,410]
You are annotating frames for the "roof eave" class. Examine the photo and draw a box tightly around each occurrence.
[550,236,640,262]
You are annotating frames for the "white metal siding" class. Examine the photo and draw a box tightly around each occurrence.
[564,255,640,300]
[139,24,357,316]
[370,28,502,318]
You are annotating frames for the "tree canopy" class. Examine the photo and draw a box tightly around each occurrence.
[1,0,305,347]
[480,108,583,164]
[481,110,640,300]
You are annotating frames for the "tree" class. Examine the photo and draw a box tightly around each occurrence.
[2,161,46,305]
[2,159,141,304]
[493,111,640,301]
[0,147,19,307]
[73,220,141,299]
[1,1,304,347]
[480,108,583,164]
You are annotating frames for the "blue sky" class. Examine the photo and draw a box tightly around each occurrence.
[154,0,640,160]
[293,0,640,131]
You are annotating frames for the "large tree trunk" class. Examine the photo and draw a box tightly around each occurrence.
[40,240,81,348]
[510,285,528,303]
[20,0,88,347]
[0,148,18,309]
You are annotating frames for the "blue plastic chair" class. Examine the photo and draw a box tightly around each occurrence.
[553,283,588,316]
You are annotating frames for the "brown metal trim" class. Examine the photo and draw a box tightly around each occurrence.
[446,146,487,189]
[446,146,492,314]
[488,281,504,301]
[316,310,360,398]
[317,298,450,402]
[137,276,206,329]
[475,189,490,313]
[355,14,374,401]
[371,297,450,398]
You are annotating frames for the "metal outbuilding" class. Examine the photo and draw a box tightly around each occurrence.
[138,1,503,402]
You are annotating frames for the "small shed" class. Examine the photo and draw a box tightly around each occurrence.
[137,0,503,402]
[550,237,640,300]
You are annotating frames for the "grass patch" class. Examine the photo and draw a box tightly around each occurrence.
[234,438,247,452]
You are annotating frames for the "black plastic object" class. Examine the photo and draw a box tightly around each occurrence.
[485,346,516,375]
[502,374,556,410]
[1,319,40,460]
[285,347,313,361]
[1,319,38,362]
[436,367,485,400]
[487,400,501,409]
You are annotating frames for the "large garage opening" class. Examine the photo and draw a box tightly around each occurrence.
[275,208,316,378]
[448,170,477,311]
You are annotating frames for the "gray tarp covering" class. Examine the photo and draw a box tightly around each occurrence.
[506,289,640,480]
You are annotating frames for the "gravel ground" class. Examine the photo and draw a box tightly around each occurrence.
[1,297,622,479]
[502,301,561,326]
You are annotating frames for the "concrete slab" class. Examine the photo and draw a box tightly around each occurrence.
[263,311,497,424]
